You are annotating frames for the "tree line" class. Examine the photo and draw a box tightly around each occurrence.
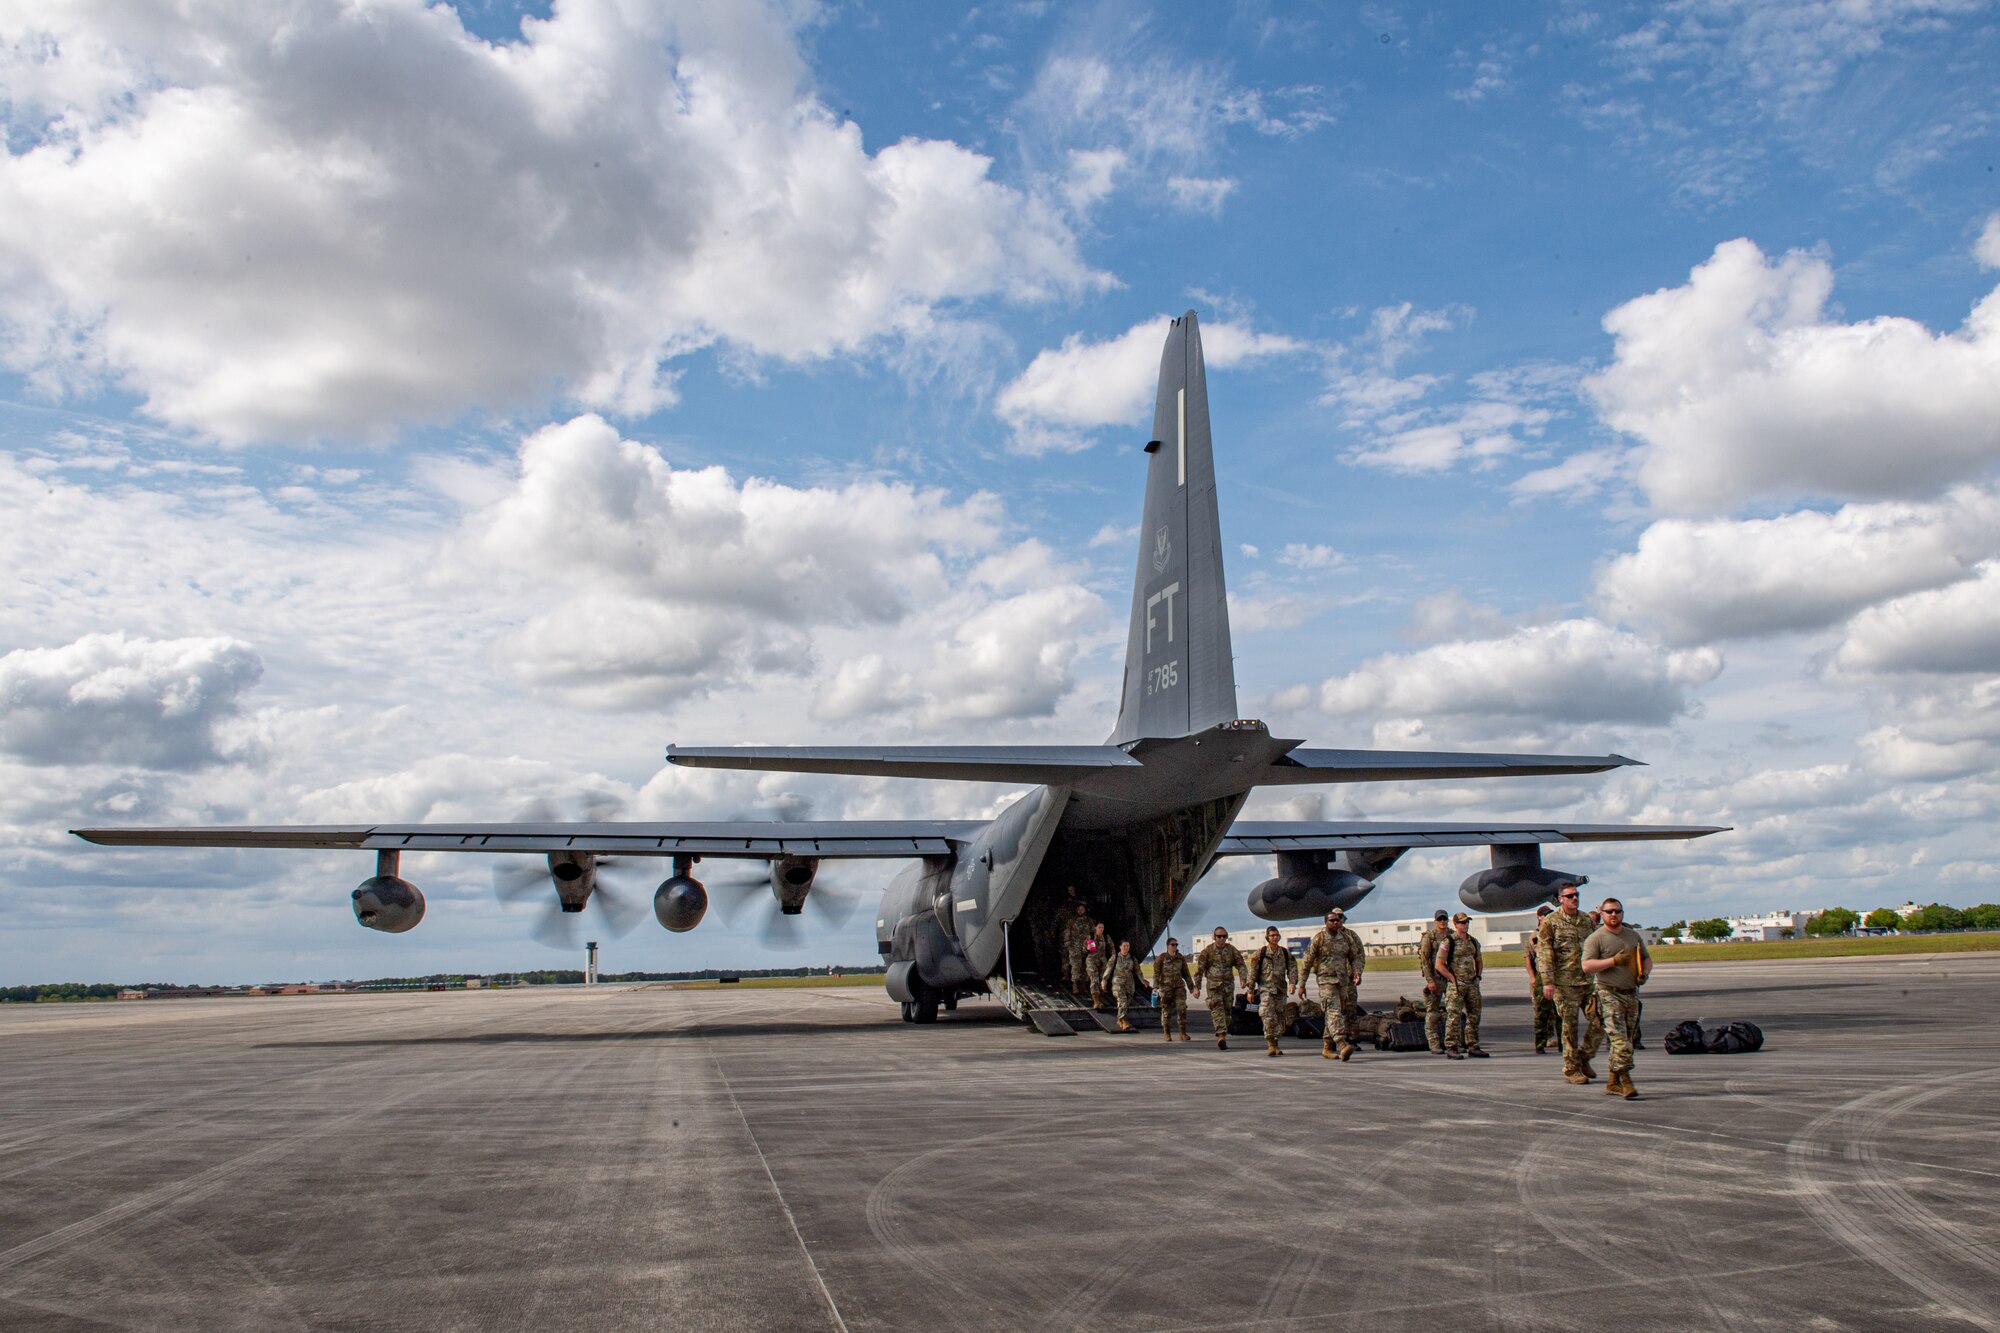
[1667,901,2000,943]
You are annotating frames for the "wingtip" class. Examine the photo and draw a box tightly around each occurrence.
[1608,753,1645,767]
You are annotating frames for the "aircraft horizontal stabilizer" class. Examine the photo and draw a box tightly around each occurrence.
[666,744,1140,786]
[1257,748,1641,784]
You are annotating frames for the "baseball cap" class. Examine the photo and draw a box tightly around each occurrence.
[1433,909,1449,921]
[1452,911,1471,923]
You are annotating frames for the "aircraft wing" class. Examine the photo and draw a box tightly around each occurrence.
[70,820,990,858]
[1215,820,1727,855]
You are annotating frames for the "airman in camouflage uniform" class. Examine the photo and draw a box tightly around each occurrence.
[1084,922,1113,1007]
[1061,902,1096,997]
[1151,938,1195,1041]
[1247,927,1297,1057]
[1192,926,1249,1049]
[1535,882,1603,1084]
[1298,908,1367,1061]
[1434,912,1487,1058]
[1103,940,1143,1031]
[1582,898,1651,1099]
[1415,910,1449,1053]
[1526,903,1557,1052]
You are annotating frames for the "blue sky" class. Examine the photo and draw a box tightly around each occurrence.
[3,0,1998,983]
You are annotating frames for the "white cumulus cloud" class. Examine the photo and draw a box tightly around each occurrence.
[1586,235,2000,513]
[994,315,1306,453]
[0,632,263,769]
[1594,487,2000,645]
[0,0,1103,443]
[1312,620,1722,728]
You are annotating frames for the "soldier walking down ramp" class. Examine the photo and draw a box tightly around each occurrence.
[1583,897,1652,1099]
[1085,922,1112,1008]
[1151,938,1195,1042]
[1061,902,1095,998]
[1104,940,1143,1031]
[1434,912,1487,1058]
[1416,909,1448,1054]
[1536,882,1604,1084]
[1526,903,1557,1053]
[1247,926,1297,1057]
[1192,927,1248,1050]
[1299,908,1366,1061]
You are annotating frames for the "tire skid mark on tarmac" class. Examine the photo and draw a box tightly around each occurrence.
[0,999,439,1158]
[863,1108,1116,1331]
[0,994,665,1297]
[1502,1129,1748,1333]
[1245,1128,1456,1324]
[1786,1067,2000,1331]
[0,1065,483,1285]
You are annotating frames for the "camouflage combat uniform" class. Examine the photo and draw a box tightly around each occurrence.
[1104,951,1142,1026]
[1415,923,1447,1053]
[1525,943,1557,1051]
[1152,951,1195,1039]
[1436,933,1484,1051]
[1193,939,1249,1043]
[1584,925,1651,1076]
[1084,929,1112,1004]
[1298,925,1366,1052]
[1061,913,1096,994]
[1248,942,1298,1045]
[1536,907,1604,1077]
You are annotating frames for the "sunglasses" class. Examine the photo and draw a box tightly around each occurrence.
[1559,891,1578,900]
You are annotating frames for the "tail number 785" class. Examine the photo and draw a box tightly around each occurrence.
[1147,660,1180,695]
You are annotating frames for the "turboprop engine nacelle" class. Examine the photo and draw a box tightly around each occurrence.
[1248,852,1375,921]
[654,856,707,933]
[1458,845,1587,913]
[352,850,425,932]
[770,856,818,915]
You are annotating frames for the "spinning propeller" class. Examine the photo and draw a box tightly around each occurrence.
[492,793,646,948]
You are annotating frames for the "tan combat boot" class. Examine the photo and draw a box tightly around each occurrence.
[1580,1057,1597,1081]
[1118,1017,1131,1032]
[1266,1037,1282,1057]
[1217,1035,1228,1050]
[1322,1037,1339,1060]
[1564,1066,1589,1085]
[1337,1041,1355,1062]
[1163,1026,1174,1043]
[1618,1070,1638,1099]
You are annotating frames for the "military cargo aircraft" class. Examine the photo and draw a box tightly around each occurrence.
[75,312,1722,1025]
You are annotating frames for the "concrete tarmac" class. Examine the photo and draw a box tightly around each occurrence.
[2,955,1997,1332]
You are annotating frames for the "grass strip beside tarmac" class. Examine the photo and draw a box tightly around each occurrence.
[642,973,886,989]
[1355,930,2000,970]
[642,933,2000,989]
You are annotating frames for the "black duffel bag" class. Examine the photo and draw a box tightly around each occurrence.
[1381,1019,1429,1051]
[1664,1020,1708,1054]
[1702,1020,1764,1054]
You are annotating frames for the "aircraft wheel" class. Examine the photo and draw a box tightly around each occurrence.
[912,997,940,1024]
[944,995,958,1012]
[899,1000,916,1023]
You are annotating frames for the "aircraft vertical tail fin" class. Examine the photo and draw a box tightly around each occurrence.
[1110,311,1237,745]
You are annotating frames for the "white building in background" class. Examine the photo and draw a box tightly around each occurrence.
[1724,910,1810,942]
[1211,911,1547,959]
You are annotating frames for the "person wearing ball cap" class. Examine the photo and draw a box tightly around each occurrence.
[1299,906,1367,1061]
